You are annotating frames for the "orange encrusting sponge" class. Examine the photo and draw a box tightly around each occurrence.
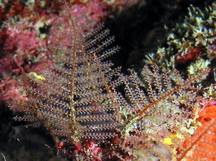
[182,105,216,161]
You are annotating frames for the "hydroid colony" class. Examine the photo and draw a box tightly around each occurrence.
[8,2,215,161]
